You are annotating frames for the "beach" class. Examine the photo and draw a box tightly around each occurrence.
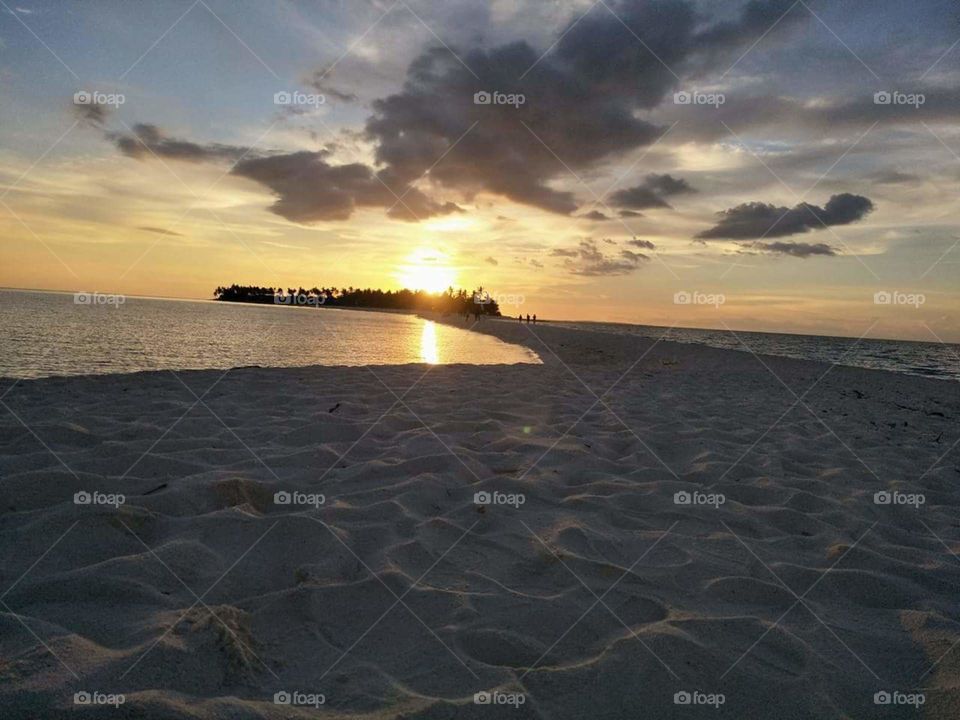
[1,318,959,719]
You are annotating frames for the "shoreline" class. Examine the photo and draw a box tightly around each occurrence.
[5,287,955,347]
[435,312,960,390]
[1,308,954,388]
[1,308,951,389]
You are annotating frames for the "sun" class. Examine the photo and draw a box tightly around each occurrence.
[398,248,456,293]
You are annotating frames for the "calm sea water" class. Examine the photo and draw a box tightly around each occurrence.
[0,290,539,379]
[554,320,960,382]
[3,290,955,382]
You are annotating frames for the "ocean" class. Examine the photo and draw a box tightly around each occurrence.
[552,320,960,382]
[0,290,539,379]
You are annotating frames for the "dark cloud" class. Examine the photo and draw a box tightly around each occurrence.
[759,241,837,257]
[137,226,183,237]
[581,210,611,221]
[610,186,670,210]
[560,239,648,275]
[530,259,544,268]
[644,173,696,196]
[363,0,802,217]
[110,124,250,163]
[690,0,806,58]
[72,101,109,126]
[306,70,359,103]
[484,256,498,266]
[609,173,695,209]
[627,238,656,250]
[664,87,960,143]
[550,248,579,257]
[230,151,462,222]
[696,193,874,240]
[619,210,644,218]
[871,170,920,185]
[100,0,812,224]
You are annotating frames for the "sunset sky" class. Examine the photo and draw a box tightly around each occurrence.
[1,0,959,341]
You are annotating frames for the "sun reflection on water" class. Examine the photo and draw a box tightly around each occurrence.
[420,320,439,364]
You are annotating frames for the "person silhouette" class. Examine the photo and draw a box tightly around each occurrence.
[533,314,537,324]
[518,313,522,323]
[525,314,530,323]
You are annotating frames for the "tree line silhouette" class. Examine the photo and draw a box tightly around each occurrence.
[213,284,501,316]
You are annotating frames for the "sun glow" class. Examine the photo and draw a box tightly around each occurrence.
[398,247,456,293]
[419,320,439,364]
[423,216,476,232]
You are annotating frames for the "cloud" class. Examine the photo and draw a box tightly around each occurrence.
[871,170,920,185]
[363,0,801,217]
[99,0,811,224]
[627,238,656,250]
[608,173,695,210]
[581,210,610,221]
[696,193,874,240]
[644,173,696,196]
[137,226,183,237]
[306,69,359,102]
[560,239,648,275]
[550,248,579,257]
[73,101,110,127]
[609,186,670,210]
[663,87,960,144]
[106,123,464,222]
[619,209,644,218]
[530,259,544,268]
[758,241,837,257]
[610,174,696,210]
[110,124,250,163]
[231,151,462,223]
[484,256,498,266]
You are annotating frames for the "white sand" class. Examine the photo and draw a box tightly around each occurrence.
[1,319,958,719]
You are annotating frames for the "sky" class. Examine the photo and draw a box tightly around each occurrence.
[1,0,959,342]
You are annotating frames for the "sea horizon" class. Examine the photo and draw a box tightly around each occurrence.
[3,285,956,349]
[1,288,957,382]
